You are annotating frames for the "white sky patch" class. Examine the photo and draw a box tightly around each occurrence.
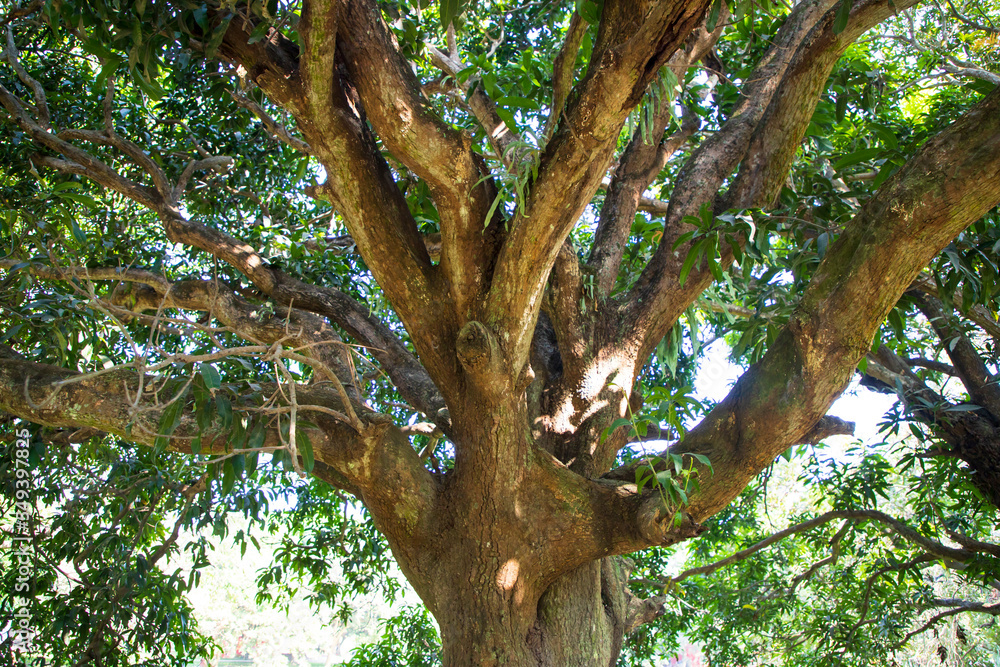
[691,342,898,455]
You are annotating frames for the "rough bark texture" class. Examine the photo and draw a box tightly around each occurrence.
[2,0,1000,664]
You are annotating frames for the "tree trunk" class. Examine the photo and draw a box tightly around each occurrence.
[433,560,632,667]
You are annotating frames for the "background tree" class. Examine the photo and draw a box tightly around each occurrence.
[1,0,999,665]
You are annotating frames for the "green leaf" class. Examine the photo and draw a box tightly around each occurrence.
[888,307,905,341]
[495,106,517,134]
[669,452,684,475]
[221,458,236,495]
[205,14,233,58]
[247,422,265,450]
[216,395,233,430]
[130,64,164,101]
[690,453,713,474]
[872,160,899,188]
[439,0,465,29]
[196,393,215,433]
[601,417,634,444]
[298,431,315,473]
[816,232,829,259]
[836,93,848,122]
[0,323,23,344]
[706,0,724,32]
[833,0,851,35]
[636,468,654,494]
[154,388,189,454]
[870,123,899,150]
[70,219,88,245]
[497,96,539,111]
[576,0,600,24]
[678,238,705,287]
[199,362,222,390]
[832,147,881,170]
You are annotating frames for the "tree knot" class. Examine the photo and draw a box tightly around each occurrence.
[456,321,502,375]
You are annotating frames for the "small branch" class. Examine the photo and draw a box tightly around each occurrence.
[0,259,172,292]
[172,155,234,204]
[427,44,523,168]
[787,521,850,595]
[911,272,1000,340]
[1,0,42,26]
[945,0,1000,34]
[2,25,49,130]
[794,415,855,444]
[905,357,957,376]
[0,83,163,209]
[891,600,1000,650]
[229,90,312,154]
[544,11,588,140]
[845,554,937,642]
[656,509,983,591]
[910,290,1000,421]
[400,422,442,437]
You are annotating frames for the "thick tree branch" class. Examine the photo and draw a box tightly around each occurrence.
[0,256,449,428]
[333,0,499,321]
[910,291,1000,423]
[629,0,841,349]
[217,8,455,393]
[543,11,588,141]
[588,10,727,300]
[726,0,923,210]
[483,0,712,371]
[911,272,1000,340]
[0,356,439,554]
[615,85,1000,521]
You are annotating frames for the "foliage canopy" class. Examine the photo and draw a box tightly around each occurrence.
[1,0,1000,664]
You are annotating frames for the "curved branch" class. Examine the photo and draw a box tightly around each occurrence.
[911,272,1000,340]
[0,356,438,550]
[333,0,499,320]
[725,0,923,210]
[229,91,312,154]
[543,10,588,141]
[910,291,1000,423]
[662,509,986,589]
[620,85,1000,522]
[0,253,449,429]
[862,344,1000,507]
[904,357,957,376]
[891,600,1000,651]
[484,0,712,370]
[629,0,843,345]
[0,83,162,210]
